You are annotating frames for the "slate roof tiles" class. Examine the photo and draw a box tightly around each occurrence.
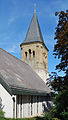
[0,48,51,95]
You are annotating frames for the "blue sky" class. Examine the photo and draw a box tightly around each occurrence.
[0,0,68,75]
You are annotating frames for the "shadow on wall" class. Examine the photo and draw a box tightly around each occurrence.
[42,101,53,112]
[0,97,4,109]
[0,96,5,112]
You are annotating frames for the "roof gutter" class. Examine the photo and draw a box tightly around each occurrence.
[11,86,51,96]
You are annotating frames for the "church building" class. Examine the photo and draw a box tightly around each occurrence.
[0,10,52,118]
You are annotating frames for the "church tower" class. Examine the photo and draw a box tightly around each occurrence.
[20,11,49,84]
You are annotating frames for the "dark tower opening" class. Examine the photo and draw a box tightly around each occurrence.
[33,51,35,57]
[25,52,27,58]
[29,49,31,58]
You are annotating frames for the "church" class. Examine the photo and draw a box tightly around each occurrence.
[0,10,52,118]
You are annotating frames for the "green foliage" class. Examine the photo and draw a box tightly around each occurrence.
[52,118,60,120]
[60,111,68,120]
[6,117,45,120]
[5,117,61,120]
[44,112,61,120]
[0,109,5,120]
[52,90,68,118]
[50,72,64,92]
[3,116,61,120]
[0,109,4,117]
[35,116,44,120]
[0,97,5,120]
[44,112,52,120]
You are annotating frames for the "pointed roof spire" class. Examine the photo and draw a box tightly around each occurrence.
[20,9,48,51]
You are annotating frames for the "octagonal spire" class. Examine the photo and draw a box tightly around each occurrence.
[21,12,45,43]
[20,12,48,51]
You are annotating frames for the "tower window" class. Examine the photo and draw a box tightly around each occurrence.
[21,47,23,50]
[29,49,31,58]
[25,52,27,58]
[33,51,35,57]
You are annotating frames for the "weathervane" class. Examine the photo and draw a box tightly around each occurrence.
[34,3,36,14]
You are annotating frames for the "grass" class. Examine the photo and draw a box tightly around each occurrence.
[2,116,44,120]
[0,116,61,120]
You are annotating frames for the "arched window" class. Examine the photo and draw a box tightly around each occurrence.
[33,51,35,57]
[25,52,27,58]
[29,49,31,58]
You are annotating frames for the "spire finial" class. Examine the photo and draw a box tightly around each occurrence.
[34,3,36,14]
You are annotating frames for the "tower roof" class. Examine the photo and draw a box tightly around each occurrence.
[20,12,48,50]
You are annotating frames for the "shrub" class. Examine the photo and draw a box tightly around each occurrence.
[44,112,61,120]
[0,109,5,120]
[60,111,68,120]
[44,112,52,120]
[52,118,60,120]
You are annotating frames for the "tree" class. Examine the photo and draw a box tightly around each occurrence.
[50,10,68,119]
[51,10,68,91]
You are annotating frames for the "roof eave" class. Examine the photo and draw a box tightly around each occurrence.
[0,77,12,95]
[0,76,51,96]
[11,86,51,96]
[20,41,49,51]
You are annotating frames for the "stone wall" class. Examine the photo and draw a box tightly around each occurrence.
[21,42,49,84]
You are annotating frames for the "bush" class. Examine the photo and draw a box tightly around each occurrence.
[60,111,68,120]
[43,112,61,120]
[44,112,52,120]
[0,109,5,120]
[52,118,60,120]
[3,116,61,120]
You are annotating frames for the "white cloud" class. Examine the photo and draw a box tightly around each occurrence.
[8,17,15,25]
[6,42,20,54]
[7,45,17,53]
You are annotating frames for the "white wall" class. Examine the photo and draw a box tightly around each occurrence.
[35,69,47,83]
[0,84,13,118]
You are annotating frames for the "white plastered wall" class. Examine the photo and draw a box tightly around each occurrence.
[35,69,47,83]
[0,84,13,118]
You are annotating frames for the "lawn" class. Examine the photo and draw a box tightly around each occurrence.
[0,116,44,120]
[0,116,60,120]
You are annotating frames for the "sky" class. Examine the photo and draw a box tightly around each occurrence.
[0,0,68,75]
